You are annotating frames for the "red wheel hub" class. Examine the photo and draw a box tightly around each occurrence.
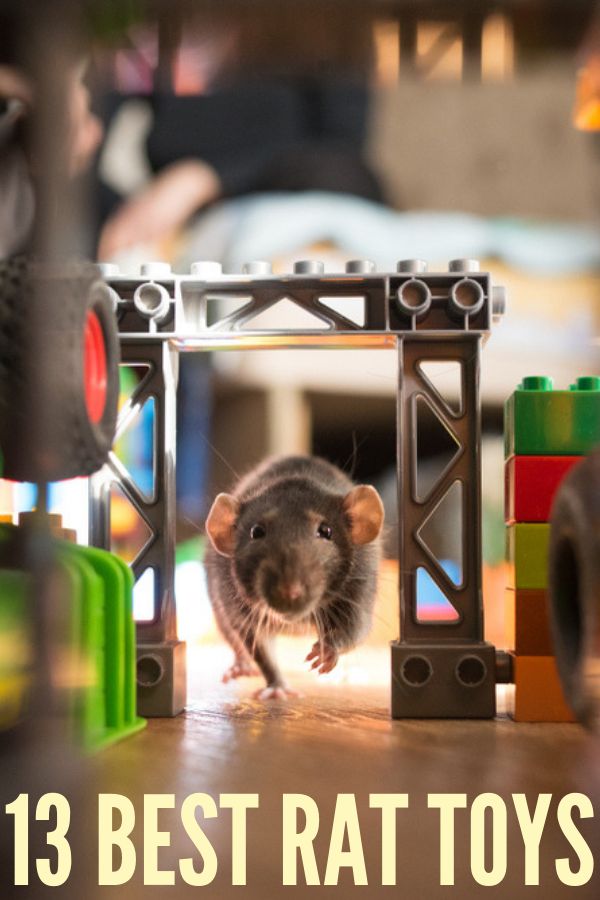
[84,310,107,425]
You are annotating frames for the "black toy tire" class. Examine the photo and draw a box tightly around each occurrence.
[548,451,600,731]
[0,257,120,482]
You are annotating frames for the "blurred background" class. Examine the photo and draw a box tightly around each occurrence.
[2,7,600,898]
[2,0,600,674]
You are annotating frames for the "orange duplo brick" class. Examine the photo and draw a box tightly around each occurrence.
[508,654,576,723]
[505,588,554,656]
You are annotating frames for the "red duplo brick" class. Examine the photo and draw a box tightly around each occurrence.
[505,455,582,524]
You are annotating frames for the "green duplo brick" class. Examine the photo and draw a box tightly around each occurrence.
[506,523,550,589]
[505,375,600,457]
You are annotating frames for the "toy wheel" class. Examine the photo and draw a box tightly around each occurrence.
[0,258,120,482]
[548,451,600,731]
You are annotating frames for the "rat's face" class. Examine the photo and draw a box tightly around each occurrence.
[233,483,348,620]
[206,479,384,623]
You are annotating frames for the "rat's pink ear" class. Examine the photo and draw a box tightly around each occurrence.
[206,493,239,557]
[343,485,384,545]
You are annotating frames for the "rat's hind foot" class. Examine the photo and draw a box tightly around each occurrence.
[222,657,260,683]
[253,684,300,701]
[306,640,339,675]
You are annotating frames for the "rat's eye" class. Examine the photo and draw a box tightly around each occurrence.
[250,523,266,539]
[317,522,332,540]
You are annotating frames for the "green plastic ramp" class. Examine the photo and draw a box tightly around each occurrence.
[0,523,145,750]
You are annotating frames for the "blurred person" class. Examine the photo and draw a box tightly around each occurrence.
[0,56,103,258]
[93,16,382,537]
[96,72,382,259]
[98,79,382,255]
[95,12,381,259]
[0,65,33,258]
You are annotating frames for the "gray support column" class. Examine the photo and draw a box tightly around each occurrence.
[89,338,186,716]
[392,335,495,718]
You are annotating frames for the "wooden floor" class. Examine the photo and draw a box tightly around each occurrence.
[93,643,600,899]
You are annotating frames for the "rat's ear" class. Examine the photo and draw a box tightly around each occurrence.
[206,493,239,557]
[343,485,384,545]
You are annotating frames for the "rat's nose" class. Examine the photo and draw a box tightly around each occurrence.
[280,581,303,602]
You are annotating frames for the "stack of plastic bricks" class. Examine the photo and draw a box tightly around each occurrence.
[504,375,600,721]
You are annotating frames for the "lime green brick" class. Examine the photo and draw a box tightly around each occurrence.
[505,375,600,457]
[506,523,550,589]
[0,523,144,751]
[59,554,106,749]
[60,543,145,752]
[0,569,32,730]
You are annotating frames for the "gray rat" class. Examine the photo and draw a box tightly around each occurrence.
[204,455,384,699]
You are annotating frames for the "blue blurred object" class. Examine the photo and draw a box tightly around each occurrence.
[416,560,462,622]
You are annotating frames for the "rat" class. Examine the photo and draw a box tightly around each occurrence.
[204,455,384,699]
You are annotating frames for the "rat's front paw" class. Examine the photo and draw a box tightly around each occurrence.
[306,641,339,675]
[253,684,299,701]
[222,658,260,683]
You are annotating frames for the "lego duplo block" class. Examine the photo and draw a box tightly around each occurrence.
[505,455,581,524]
[506,523,550,589]
[508,655,576,722]
[391,641,496,718]
[505,588,553,656]
[505,376,600,457]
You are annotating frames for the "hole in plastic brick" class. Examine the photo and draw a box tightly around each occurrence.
[137,284,162,312]
[456,655,487,687]
[415,567,460,623]
[318,296,365,327]
[396,279,431,317]
[416,480,464,587]
[133,567,155,622]
[137,654,164,687]
[414,395,461,501]
[450,278,484,316]
[417,360,463,416]
[133,282,170,320]
[401,655,433,686]
[241,297,329,331]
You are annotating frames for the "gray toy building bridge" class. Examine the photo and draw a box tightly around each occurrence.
[89,258,507,719]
